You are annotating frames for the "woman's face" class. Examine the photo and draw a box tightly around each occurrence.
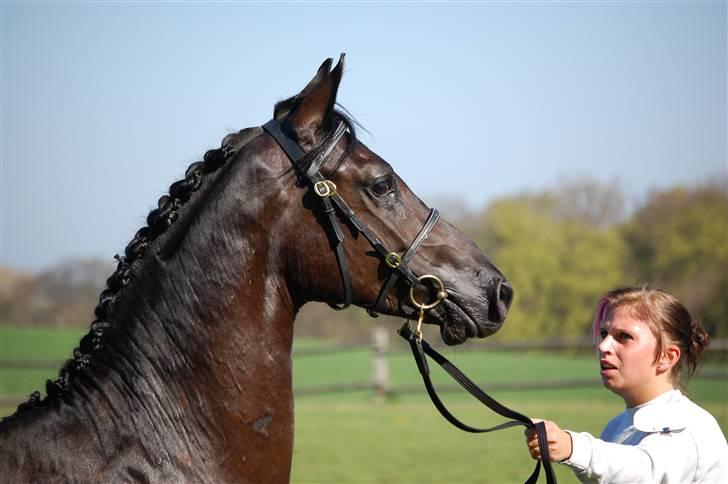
[597,306,664,406]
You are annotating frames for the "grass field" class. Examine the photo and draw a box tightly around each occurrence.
[1,325,726,483]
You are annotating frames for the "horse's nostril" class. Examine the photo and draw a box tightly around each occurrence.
[498,280,514,310]
[489,279,514,323]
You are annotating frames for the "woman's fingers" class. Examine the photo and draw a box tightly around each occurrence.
[529,443,541,460]
[525,423,541,460]
[525,418,571,461]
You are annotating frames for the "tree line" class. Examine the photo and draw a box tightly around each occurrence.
[2,179,725,343]
[462,179,726,341]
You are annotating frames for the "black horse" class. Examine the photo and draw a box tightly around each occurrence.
[0,55,512,482]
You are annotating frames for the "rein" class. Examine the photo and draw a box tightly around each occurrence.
[262,118,556,484]
[398,301,558,484]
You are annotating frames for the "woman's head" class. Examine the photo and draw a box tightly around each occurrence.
[593,286,710,404]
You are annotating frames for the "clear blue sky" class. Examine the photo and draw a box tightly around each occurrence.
[2,2,725,271]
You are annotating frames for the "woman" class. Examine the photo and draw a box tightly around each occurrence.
[525,286,727,483]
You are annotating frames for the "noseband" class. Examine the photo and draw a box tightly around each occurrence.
[262,118,440,315]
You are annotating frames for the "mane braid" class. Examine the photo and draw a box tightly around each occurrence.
[9,129,253,418]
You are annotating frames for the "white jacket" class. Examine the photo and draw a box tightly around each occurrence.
[562,389,728,483]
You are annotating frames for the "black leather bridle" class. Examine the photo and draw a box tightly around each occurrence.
[263,118,440,315]
[262,117,556,484]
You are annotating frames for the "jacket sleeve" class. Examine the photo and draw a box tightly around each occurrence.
[560,430,697,484]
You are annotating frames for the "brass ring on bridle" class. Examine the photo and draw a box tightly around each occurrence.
[409,274,448,311]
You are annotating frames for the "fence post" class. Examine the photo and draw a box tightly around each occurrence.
[372,326,390,401]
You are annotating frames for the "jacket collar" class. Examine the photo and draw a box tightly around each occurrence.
[632,389,688,433]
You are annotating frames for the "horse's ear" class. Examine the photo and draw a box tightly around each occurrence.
[273,58,333,121]
[301,57,334,97]
[283,53,345,148]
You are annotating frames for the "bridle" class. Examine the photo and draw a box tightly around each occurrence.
[262,117,557,484]
[262,118,441,316]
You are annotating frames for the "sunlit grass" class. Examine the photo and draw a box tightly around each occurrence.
[1,325,726,483]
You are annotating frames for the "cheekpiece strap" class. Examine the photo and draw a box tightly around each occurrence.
[368,208,440,316]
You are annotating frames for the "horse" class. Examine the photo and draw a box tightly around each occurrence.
[0,55,513,483]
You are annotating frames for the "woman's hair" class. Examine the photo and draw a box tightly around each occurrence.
[592,286,710,381]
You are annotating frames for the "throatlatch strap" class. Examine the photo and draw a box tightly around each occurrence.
[321,195,353,310]
[399,324,557,484]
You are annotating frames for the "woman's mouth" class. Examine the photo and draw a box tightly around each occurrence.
[600,361,618,377]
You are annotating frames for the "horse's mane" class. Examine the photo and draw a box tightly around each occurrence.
[10,107,359,418]
[9,128,253,417]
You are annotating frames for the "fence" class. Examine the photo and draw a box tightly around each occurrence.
[2,329,726,408]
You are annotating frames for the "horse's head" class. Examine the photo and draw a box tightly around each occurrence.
[243,55,512,345]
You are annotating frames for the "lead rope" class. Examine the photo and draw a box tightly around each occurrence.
[399,275,557,484]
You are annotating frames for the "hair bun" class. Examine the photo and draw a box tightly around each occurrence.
[686,319,710,376]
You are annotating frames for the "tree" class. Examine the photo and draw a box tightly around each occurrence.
[467,179,627,340]
[622,184,728,337]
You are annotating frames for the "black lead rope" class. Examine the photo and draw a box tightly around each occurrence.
[398,324,557,484]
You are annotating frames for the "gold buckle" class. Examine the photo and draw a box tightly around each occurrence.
[385,252,401,269]
[314,180,337,197]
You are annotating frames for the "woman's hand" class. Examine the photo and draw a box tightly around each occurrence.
[524,418,573,462]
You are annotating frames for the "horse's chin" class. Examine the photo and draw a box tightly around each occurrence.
[434,299,504,346]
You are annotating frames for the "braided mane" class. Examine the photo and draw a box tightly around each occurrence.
[10,105,359,418]
[11,128,255,417]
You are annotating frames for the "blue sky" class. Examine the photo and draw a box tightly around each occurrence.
[2,2,725,271]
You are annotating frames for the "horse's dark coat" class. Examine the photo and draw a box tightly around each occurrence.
[0,55,512,483]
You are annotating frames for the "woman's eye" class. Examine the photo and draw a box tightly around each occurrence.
[371,176,394,197]
[619,332,632,341]
[599,330,608,340]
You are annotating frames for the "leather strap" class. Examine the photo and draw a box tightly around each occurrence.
[263,119,353,309]
[262,119,305,163]
[368,208,440,316]
[399,324,557,484]
[305,121,348,179]
[320,194,353,310]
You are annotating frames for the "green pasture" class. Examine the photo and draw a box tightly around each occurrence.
[1,325,726,483]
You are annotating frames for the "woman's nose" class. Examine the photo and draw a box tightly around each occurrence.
[598,336,613,353]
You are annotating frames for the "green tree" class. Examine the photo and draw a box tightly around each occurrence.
[622,184,728,337]
[467,180,627,340]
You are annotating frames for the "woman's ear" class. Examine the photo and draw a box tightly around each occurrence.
[657,344,681,374]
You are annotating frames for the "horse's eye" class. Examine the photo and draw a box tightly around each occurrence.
[371,176,395,197]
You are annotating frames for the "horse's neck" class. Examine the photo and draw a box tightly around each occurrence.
[69,228,297,480]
